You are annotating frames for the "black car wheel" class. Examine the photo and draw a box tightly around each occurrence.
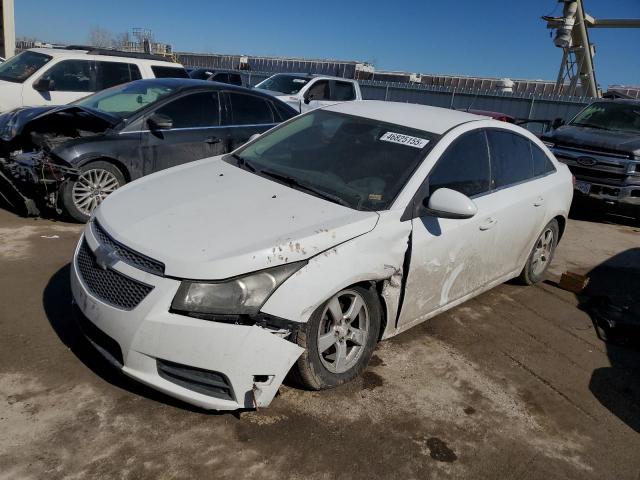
[61,161,126,223]
[518,219,559,285]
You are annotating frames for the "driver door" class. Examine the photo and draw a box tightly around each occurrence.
[141,91,226,172]
[397,129,501,329]
[301,80,333,113]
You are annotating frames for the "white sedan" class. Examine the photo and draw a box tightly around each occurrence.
[70,101,573,410]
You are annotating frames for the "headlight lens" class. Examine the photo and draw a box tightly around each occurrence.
[171,261,306,315]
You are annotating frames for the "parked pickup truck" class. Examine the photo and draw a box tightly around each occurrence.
[542,99,640,221]
[254,73,362,113]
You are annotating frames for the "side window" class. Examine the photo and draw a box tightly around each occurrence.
[96,61,142,90]
[272,100,296,121]
[40,60,93,92]
[229,74,243,86]
[428,130,491,197]
[228,92,274,125]
[332,81,356,101]
[531,142,557,176]
[306,80,330,101]
[487,130,534,188]
[211,72,228,83]
[155,92,220,128]
[151,66,190,78]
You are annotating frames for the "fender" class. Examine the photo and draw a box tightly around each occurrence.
[260,210,412,340]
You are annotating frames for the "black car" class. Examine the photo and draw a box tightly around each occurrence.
[189,68,243,86]
[0,78,297,221]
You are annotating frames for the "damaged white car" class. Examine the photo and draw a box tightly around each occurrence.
[71,101,573,410]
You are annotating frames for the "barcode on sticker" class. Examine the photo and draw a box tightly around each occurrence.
[380,132,429,149]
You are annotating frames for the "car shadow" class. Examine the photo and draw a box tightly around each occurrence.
[569,198,639,228]
[42,264,245,417]
[573,248,640,433]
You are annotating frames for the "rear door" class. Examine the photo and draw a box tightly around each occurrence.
[141,90,225,172]
[224,91,278,150]
[397,129,501,328]
[484,129,547,279]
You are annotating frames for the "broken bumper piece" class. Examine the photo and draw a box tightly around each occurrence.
[0,152,78,215]
[70,233,304,411]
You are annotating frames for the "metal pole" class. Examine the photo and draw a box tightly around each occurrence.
[384,85,389,101]
[574,0,599,97]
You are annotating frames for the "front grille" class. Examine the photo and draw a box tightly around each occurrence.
[76,240,153,310]
[92,221,165,276]
[157,359,235,401]
[567,165,628,185]
[74,305,124,368]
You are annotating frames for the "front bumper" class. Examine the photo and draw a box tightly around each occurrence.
[573,179,640,206]
[70,228,304,411]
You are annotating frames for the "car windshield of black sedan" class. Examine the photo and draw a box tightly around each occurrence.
[73,81,178,119]
[0,51,52,83]
[255,74,310,94]
[570,102,640,134]
[232,110,436,210]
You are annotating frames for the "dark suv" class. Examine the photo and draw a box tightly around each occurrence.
[189,68,243,86]
[542,100,640,221]
[0,78,297,221]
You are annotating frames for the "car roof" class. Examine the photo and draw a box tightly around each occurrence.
[26,47,180,66]
[268,72,353,82]
[324,101,486,134]
[123,78,298,108]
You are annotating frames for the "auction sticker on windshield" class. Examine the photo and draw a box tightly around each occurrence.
[380,132,429,149]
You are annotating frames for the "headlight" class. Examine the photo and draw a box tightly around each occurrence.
[171,261,306,315]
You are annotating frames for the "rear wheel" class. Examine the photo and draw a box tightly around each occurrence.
[291,286,381,390]
[518,219,559,285]
[61,161,125,223]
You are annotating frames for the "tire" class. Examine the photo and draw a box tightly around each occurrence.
[291,285,381,390]
[518,219,560,285]
[60,161,126,223]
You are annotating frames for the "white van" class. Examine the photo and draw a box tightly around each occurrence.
[0,47,189,112]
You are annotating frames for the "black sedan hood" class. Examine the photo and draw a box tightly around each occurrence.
[545,124,640,157]
[0,105,121,141]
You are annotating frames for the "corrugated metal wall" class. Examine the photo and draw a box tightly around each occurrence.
[211,71,590,122]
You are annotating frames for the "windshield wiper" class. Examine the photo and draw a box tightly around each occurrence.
[231,153,257,172]
[259,169,355,208]
[571,122,611,131]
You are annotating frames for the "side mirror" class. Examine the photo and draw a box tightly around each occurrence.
[552,117,565,129]
[147,113,173,131]
[33,78,54,92]
[423,188,477,219]
[303,93,313,105]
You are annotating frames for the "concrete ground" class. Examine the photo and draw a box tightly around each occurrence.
[0,207,638,480]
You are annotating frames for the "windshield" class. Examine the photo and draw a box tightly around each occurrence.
[255,74,311,94]
[0,51,52,83]
[231,110,436,210]
[570,102,640,134]
[74,80,178,119]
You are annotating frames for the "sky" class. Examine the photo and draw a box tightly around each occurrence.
[15,0,640,89]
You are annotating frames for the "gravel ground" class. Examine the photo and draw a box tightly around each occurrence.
[0,207,638,480]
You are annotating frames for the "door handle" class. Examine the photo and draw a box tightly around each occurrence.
[479,217,497,231]
[205,136,221,145]
[533,197,545,207]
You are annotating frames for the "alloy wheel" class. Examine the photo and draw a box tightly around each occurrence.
[317,289,370,374]
[531,227,555,276]
[72,169,120,216]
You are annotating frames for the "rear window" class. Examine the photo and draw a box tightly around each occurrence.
[531,143,556,176]
[151,66,190,79]
[96,61,142,89]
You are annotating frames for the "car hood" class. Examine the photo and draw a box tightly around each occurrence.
[546,124,640,157]
[0,105,120,141]
[95,157,380,279]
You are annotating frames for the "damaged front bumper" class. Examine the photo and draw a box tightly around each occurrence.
[0,151,78,215]
[70,229,304,411]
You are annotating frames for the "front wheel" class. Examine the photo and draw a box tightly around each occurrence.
[518,219,559,285]
[60,161,125,223]
[291,286,381,390]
